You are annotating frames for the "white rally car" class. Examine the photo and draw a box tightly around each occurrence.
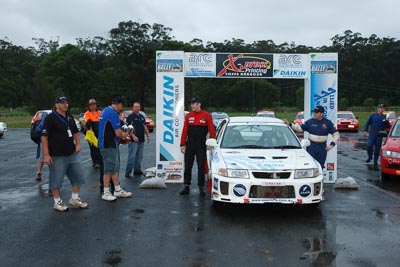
[0,121,7,138]
[206,116,323,206]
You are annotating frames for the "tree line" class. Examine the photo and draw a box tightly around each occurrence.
[1,20,400,113]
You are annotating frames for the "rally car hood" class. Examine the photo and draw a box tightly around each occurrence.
[383,137,400,152]
[219,148,317,170]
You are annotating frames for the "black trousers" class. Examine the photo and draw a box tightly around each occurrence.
[89,143,101,165]
[184,145,206,187]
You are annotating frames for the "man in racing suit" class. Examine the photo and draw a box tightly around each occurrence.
[180,97,216,196]
[363,104,390,166]
[286,105,340,169]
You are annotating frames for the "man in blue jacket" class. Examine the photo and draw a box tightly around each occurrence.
[286,105,340,169]
[363,104,390,166]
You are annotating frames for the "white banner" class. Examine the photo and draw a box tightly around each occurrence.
[156,51,185,183]
[272,54,309,79]
[307,53,338,183]
[184,53,216,77]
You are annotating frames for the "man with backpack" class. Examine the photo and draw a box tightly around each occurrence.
[42,96,88,212]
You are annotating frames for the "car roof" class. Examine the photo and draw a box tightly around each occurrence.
[228,116,283,124]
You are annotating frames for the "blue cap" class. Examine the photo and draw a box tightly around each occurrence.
[55,96,68,103]
[313,105,324,113]
[377,104,384,108]
[189,97,202,104]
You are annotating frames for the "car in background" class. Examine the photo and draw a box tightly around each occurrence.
[293,111,304,125]
[211,112,229,128]
[31,110,82,132]
[120,110,155,132]
[293,111,304,138]
[383,111,397,127]
[256,110,276,118]
[206,116,323,207]
[78,113,86,131]
[0,121,7,138]
[380,117,400,181]
[336,111,359,132]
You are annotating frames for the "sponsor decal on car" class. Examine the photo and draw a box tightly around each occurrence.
[299,185,312,197]
[213,178,219,190]
[233,184,247,197]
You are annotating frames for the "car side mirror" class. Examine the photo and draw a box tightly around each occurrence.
[301,139,310,148]
[206,138,218,147]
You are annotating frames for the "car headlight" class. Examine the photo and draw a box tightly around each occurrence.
[294,168,320,178]
[218,168,249,178]
[382,150,400,158]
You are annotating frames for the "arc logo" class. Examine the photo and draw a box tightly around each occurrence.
[233,184,247,197]
[299,185,311,197]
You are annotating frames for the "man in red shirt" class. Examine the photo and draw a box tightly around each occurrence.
[180,97,215,196]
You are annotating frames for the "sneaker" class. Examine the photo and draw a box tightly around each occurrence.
[36,173,42,181]
[199,186,206,196]
[102,191,117,201]
[365,158,372,163]
[179,186,190,195]
[125,173,132,178]
[94,164,100,169]
[114,188,132,198]
[134,171,144,176]
[54,200,69,212]
[69,198,89,209]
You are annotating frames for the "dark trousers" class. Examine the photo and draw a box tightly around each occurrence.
[184,145,206,187]
[89,143,101,165]
[307,142,327,169]
[367,133,383,164]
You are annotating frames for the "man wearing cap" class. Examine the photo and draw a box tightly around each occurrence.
[98,96,132,201]
[42,96,88,211]
[363,104,390,166]
[84,99,102,168]
[180,97,216,196]
[285,105,339,169]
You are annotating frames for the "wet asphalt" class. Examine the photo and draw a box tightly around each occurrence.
[0,129,399,267]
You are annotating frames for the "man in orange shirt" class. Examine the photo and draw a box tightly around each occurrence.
[84,99,102,168]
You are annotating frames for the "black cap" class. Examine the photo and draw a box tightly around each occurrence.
[55,96,68,103]
[313,105,325,113]
[112,96,124,105]
[377,104,385,108]
[188,97,202,104]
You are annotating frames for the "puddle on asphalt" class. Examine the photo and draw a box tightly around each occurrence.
[301,237,336,266]
[104,249,122,266]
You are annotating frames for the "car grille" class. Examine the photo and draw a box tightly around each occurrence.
[387,164,400,170]
[249,185,295,198]
[252,171,291,179]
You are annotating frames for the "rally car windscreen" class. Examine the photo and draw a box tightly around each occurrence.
[221,124,301,149]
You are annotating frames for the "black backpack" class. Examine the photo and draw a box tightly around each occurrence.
[30,120,42,144]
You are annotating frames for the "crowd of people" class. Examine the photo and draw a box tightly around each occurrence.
[37,96,152,211]
[34,95,390,212]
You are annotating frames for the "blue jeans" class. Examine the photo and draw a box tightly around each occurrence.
[367,132,383,164]
[49,153,85,190]
[125,141,144,174]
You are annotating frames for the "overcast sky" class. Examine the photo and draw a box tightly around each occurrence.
[1,0,399,48]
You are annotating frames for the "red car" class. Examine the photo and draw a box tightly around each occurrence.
[293,111,304,124]
[120,110,154,132]
[31,110,82,132]
[380,117,400,181]
[336,111,359,132]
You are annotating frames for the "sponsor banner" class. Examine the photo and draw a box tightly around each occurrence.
[272,54,309,79]
[308,53,338,183]
[216,53,273,78]
[184,53,216,77]
[156,51,185,183]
